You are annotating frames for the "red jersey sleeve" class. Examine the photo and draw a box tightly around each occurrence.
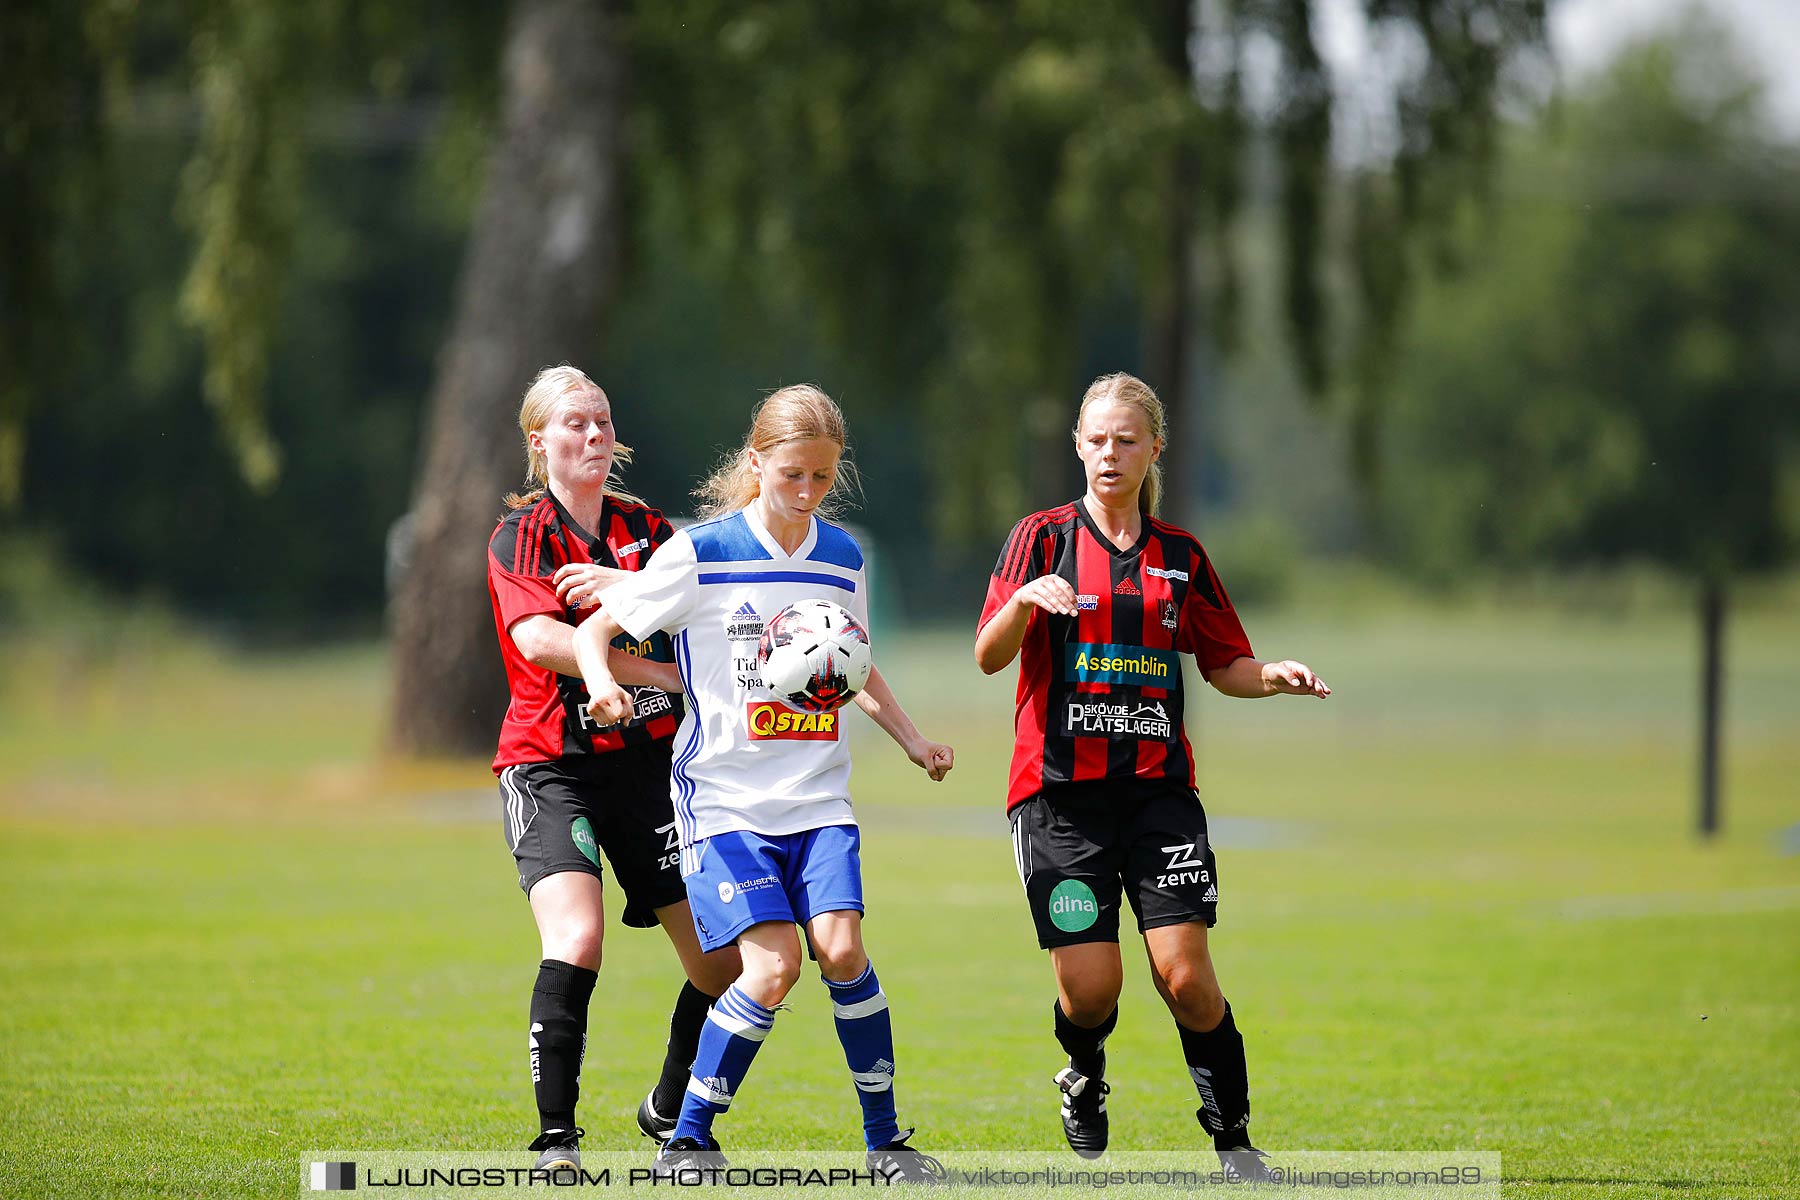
[487,511,567,634]
[978,514,1048,632]
[1177,546,1253,679]
[647,509,676,552]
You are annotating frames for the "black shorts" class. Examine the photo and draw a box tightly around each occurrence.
[1009,779,1218,949]
[498,740,686,928]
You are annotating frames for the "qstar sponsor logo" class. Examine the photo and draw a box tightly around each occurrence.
[1062,699,1173,739]
[725,602,764,641]
[1065,643,1177,686]
[1145,565,1189,581]
[745,702,840,740]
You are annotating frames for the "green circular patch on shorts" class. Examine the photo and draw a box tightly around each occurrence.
[570,817,600,868]
[1047,879,1100,932]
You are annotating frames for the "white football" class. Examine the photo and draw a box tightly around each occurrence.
[756,599,873,713]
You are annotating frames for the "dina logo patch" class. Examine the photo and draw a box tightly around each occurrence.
[569,817,600,868]
[1047,879,1100,932]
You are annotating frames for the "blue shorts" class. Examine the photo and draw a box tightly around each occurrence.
[683,825,865,952]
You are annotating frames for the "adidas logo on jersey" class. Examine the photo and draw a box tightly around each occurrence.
[1202,885,1218,903]
[725,602,764,641]
[1114,577,1141,595]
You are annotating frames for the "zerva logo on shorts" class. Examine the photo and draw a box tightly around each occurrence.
[1064,643,1178,686]
[745,702,840,741]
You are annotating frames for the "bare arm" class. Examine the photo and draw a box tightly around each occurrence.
[1207,655,1331,699]
[553,562,634,610]
[853,665,955,781]
[508,614,682,692]
[571,610,635,726]
[974,575,1079,674]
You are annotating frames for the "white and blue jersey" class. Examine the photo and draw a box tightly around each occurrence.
[599,506,871,866]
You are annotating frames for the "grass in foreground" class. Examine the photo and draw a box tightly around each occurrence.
[0,595,1796,1198]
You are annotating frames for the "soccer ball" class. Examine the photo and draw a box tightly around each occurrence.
[757,599,873,714]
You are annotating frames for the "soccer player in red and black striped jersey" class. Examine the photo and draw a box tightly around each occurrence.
[487,366,740,1172]
[975,372,1329,1181]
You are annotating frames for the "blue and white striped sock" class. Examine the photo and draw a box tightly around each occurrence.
[824,962,900,1149]
[670,984,776,1144]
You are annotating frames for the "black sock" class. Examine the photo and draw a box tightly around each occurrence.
[530,959,597,1133]
[1054,1000,1118,1081]
[651,981,718,1116]
[1177,1001,1251,1147]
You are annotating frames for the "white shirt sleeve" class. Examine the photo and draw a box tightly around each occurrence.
[848,560,872,638]
[602,529,699,640]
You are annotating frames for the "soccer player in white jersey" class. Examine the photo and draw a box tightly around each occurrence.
[572,384,954,1181]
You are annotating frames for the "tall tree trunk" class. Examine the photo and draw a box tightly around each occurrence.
[1144,0,1198,527]
[1697,580,1726,837]
[388,0,626,756]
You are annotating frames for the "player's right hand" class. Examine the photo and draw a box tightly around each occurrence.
[585,681,635,727]
[554,562,622,609]
[1014,574,1079,617]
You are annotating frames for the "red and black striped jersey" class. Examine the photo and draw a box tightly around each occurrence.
[978,499,1253,810]
[488,492,684,771]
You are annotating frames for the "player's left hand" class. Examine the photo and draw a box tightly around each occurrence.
[910,740,955,782]
[1262,660,1330,698]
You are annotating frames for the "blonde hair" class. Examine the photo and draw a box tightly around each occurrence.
[1074,372,1168,517]
[503,364,643,509]
[695,383,861,519]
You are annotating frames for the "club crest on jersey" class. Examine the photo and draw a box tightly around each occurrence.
[1075,594,1099,611]
[1066,643,1178,686]
[1160,599,1179,631]
[745,702,840,740]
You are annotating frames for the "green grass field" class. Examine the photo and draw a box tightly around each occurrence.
[1,589,1796,1198]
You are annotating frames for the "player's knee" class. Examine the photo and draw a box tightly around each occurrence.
[1158,964,1224,1029]
[543,924,603,972]
[740,952,802,1005]
[1064,988,1121,1026]
[812,937,868,982]
[690,947,742,996]
[1060,974,1123,1025]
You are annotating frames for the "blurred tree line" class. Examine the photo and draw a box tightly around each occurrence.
[6,2,1795,779]
[8,0,1544,751]
[1375,16,1800,833]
